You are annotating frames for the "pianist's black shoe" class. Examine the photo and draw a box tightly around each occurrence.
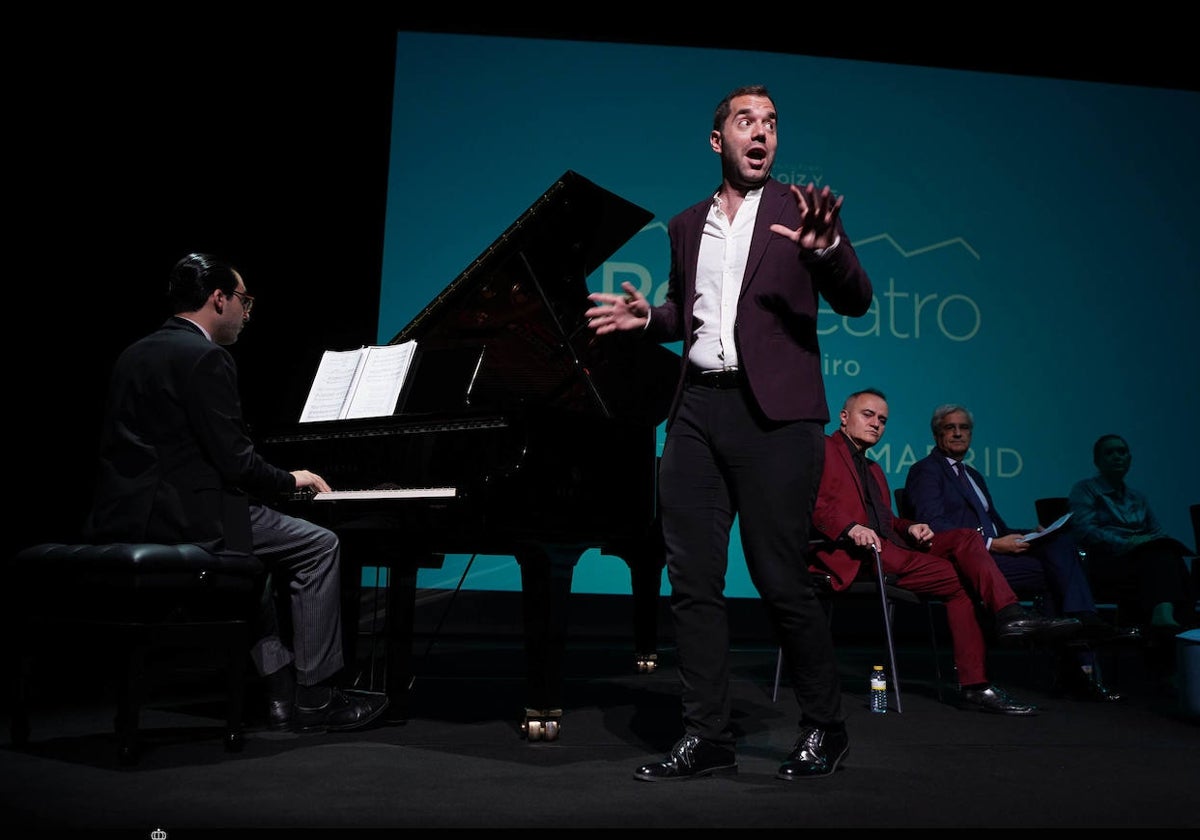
[265,665,296,732]
[292,686,390,734]
[633,735,737,781]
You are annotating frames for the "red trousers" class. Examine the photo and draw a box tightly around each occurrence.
[880,528,1019,686]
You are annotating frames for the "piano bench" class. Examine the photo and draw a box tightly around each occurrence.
[5,542,264,765]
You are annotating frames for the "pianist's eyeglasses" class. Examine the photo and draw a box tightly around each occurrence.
[230,289,255,314]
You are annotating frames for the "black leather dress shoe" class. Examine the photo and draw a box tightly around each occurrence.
[633,735,737,781]
[1071,613,1142,644]
[292,688,390,733]
[776,725,849,780]
[1058,668,1123,702]
[1108,625,1143,644]
[958,685,1039,715]
[1073,678,1122,702]
[265,666,295,732]
[996,608,1081,643]
[267,696,294,732]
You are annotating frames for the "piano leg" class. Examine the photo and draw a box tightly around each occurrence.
[627,548,665,673]
[379,559,423,722]
[515,545,580,741]
[602,517,667,673]
[337,528,431,724]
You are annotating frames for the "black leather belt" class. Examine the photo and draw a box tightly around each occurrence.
[686,367,743,389]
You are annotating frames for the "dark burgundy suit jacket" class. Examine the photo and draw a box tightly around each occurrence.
[644,177,873,424]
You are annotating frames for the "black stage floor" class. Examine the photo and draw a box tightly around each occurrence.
[2,605,1197,832]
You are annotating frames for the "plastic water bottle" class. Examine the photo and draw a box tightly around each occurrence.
[869,664,888,713]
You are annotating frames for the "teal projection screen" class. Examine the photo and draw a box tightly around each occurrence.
[380,31,1200,597]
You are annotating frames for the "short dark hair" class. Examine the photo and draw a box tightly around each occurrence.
[713,84,772,131]
[842,387,886,411]
[167,252,240,313]
[1092,433,1128,463]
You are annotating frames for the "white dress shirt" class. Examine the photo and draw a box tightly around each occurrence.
[687,188,762,372]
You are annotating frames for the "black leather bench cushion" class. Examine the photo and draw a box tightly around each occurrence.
[10,543,264,622]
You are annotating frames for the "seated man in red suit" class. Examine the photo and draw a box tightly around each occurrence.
[810,388,1080,714]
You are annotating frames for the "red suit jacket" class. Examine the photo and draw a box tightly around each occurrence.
[810,432,918,590]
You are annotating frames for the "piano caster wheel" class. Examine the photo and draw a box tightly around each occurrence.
[521,708,562,742]
[635,652,658,674]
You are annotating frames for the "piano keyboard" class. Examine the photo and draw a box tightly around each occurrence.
[312,487,458,501]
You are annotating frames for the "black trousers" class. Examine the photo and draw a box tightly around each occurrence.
[658,382,843,746]
[1087,538,1197,624]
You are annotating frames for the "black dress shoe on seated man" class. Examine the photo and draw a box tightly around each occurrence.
[1070,677,1122,702]
[268,695,294,732]
[958,684,1038,715]
[264,665,296,732]
[995,605,1081,643]
[1107,625,1143,644]
[633,734,738,781]
[1070,611,1142,644]
[1057,665,1123,702]
[776,724,849,780]
[292,686,390,734]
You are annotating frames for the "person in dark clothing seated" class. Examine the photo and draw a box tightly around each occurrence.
[85,252,389,734]
[905,404,1139,702]
[1069,434,1197,633]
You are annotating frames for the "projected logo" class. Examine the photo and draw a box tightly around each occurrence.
[588,177,1023,481]
[592,206,990,350]
[597,219,671,305]
[823,233,983,342]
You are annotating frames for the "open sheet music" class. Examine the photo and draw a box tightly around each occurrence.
[299,341,418,423]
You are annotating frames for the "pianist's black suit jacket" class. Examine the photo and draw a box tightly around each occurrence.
[85,316,296,553]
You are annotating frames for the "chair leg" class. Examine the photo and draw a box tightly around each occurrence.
[224,626,248,754]
[115,632,146,766]
[926,603,945,702]
[773,597,837,702]
[9,620,33,747]
[772,648,784,703]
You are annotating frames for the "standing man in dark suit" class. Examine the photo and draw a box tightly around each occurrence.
[586,85,872,781]
[811,388,1079,716]
[905,404,1136,701]
[84,252,388,734]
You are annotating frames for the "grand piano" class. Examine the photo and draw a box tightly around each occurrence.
[262,171,678,740]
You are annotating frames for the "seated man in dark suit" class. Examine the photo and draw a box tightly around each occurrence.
[810,388,1081,715]
[905,404,1138,702]
[85,252,389,734]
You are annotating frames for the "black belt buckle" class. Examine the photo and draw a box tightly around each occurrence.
[689,368,742,389]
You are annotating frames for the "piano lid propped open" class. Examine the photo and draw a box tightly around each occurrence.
[389,170,678,425]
